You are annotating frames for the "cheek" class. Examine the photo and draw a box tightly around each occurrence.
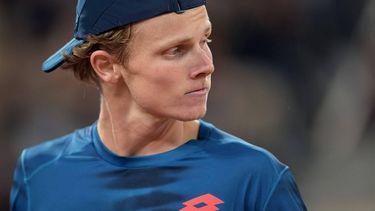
[125,66,184,109]
[131,57,185,92]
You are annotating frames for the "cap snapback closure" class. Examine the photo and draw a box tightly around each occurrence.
[170,0,185,14]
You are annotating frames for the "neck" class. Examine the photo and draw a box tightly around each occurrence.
[97,95,199,157]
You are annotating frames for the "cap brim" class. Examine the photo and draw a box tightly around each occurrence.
[41,38,84,72]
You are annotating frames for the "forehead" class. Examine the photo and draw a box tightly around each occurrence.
[131,6,211,44]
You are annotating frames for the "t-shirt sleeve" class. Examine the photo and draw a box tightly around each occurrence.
[10,150,29,211]
[263,168,307,211]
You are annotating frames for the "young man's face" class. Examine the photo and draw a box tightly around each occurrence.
[118,6,214,121]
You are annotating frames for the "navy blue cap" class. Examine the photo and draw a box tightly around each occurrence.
[42,0,207,72]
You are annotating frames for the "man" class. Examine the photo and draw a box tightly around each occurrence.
[11,0,307,210]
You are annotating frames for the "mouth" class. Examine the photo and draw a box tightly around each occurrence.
[185,87,209,95]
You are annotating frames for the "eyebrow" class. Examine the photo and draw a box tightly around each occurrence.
[162,23,212,47]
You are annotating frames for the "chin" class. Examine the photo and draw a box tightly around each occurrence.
[176,107,207,121]
[151,103,208,121]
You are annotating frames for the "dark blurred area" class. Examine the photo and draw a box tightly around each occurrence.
[1,0,374,210]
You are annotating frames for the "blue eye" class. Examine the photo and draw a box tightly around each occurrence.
[170,47,182,55]
[165,46,186,58]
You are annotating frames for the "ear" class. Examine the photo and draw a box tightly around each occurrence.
[90,50,122,83]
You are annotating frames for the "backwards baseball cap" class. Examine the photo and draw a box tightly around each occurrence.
[42,0,207,72]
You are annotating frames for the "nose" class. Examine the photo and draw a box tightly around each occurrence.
[189,47,215,79]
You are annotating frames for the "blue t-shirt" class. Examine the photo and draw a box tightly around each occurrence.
[11,121,307,211]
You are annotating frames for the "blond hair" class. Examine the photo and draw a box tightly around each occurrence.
[62,25,132,85]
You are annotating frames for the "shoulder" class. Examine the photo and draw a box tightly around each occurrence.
[200,121,304,209]
[200,120,287,175]
[19,124,94,179]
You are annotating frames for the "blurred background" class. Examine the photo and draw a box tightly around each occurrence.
[1,0,374,210]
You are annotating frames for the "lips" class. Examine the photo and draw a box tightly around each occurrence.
[185,87,209,95]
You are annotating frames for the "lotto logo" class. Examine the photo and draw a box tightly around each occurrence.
[180,193,224,211]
